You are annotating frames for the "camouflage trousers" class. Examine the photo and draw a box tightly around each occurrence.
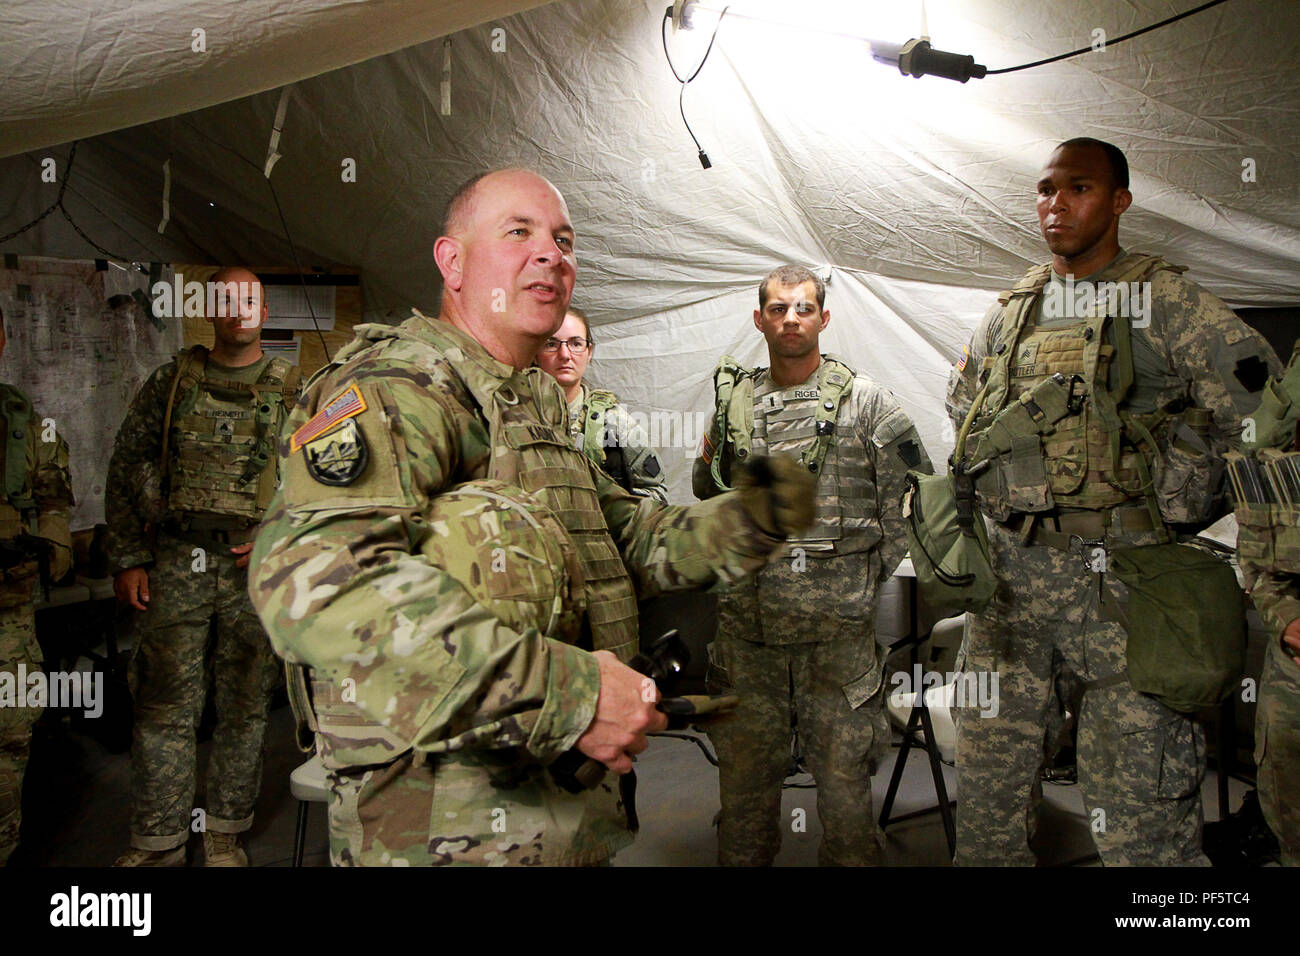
[322,751,632,866]
[0,587,39,865]
[709,623,888,866]
[1256,635,1300,866]
[955,519,1209,866]
[126,533,279,850]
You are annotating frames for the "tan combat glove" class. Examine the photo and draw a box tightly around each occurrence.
[733,454,817,538]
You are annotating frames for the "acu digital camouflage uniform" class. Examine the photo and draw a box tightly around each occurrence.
[0,384,72,864]
[946,250,1281,866]
[1234,338,1300,867]
[250,312,787,867]
[106,348,294,852]
[694,356,931,866]
[567,384,668,503]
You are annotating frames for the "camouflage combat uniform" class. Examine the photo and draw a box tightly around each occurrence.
[0,384,72,864]
[694,356,931,865]
[106,349,295,851]
[946,250,1281,866]
[249,313,786,867]
[567,384,668,502]
[1235,338,1300,867]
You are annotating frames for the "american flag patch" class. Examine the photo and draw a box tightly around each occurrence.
[956,344,970,372]
[291,384,367,452]
[699,431,715,464]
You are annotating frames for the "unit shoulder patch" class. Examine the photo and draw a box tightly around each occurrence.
[302,417,369,486]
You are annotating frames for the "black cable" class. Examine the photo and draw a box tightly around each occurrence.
[986,0,1234,75]
[661,5,730,167]
[0,142,136,264]
[176,116,331,362]
[0,142,77,245]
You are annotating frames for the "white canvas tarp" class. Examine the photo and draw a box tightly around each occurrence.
[1,0,1297,499]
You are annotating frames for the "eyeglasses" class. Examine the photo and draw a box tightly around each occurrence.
[540,337,591,354]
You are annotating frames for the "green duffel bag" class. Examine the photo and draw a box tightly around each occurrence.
[1108,543,1246,713]
[902,469,997,614]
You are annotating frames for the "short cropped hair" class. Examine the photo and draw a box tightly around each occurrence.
[758,265,825,311]
[440,170,497,237]
[1057,137,1130,190]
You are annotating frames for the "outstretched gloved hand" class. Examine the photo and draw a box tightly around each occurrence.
[733,454,816,538]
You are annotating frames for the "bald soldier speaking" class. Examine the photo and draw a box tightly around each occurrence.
[249,168,814,866]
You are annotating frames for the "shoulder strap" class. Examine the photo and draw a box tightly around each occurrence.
[997,263,1054,305]
[159,345,208,499]
[581,389,618,466]
[801,356,855,477]
[980,265,1054,420]
[710,356,756,491]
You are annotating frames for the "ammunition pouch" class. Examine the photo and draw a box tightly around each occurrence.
[1152,408,1227,526]
[970,373,1080,520]
[1235,499,1300,575]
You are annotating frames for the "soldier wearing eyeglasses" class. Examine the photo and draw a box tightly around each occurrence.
[536,306,668,503]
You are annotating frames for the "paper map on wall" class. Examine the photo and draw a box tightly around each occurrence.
[0,257,182,530]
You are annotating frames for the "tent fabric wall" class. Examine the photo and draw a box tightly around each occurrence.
[0,0,554,158]
[1,0,1297,500]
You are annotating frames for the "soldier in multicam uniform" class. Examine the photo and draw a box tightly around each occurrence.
[535,305,669,503]
[107,267,297,867]
[248,168,814,866]
[0,307,73,865]
[946,138,1281,866]
[693,264,932,866]
[1234,339,1300,866]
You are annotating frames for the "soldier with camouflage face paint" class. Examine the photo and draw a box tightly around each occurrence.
[694,264,932,866]
[0,306,74,865]
[249,168,814,866]
[946,138,1281,866]
[107,267,295,867]
[535,306,669,503]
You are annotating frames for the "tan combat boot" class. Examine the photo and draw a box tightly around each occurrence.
[113,845,187,867]
[202,830,249,867]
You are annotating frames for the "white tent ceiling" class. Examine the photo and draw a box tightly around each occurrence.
[2,0,1298,499]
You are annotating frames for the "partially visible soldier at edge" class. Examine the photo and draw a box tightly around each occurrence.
[694,264,933,865]
[946,137,1281,866]
[106,267,294,866]
[535,305,669,502]
[247,168,814,866]
[1235,339,1300,866]
[0,306,74,865]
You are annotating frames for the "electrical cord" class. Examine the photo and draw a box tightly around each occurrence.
[169,117,334,362]
[661,4,730,167]
[0,142,136,263]
[986,0,1234,75]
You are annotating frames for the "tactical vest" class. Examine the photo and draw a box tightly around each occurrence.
[968,253,1185,518]
[162,346,300,521]
[711,356,873,553]
[297,319,640,768]
[708,355,854,488]
[0,383,37,541]
[576,388,634,492]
